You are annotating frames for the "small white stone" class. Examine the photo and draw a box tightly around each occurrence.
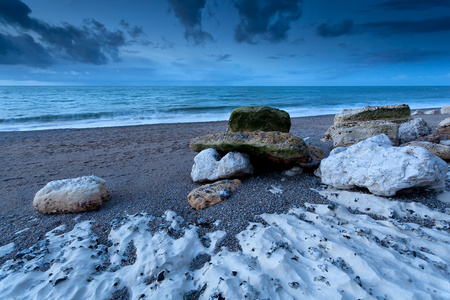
[191,148,253,183]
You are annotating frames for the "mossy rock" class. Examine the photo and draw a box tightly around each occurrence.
[334,104,411,124]
[228,106,291,133]
[190,131,315,168]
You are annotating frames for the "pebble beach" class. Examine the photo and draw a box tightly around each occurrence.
[0,113,449,299]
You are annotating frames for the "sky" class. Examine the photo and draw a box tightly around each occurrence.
[0,0,449,86]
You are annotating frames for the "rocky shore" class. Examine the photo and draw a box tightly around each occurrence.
[0,109,449,299]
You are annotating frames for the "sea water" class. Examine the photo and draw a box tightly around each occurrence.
[0,86,449,131]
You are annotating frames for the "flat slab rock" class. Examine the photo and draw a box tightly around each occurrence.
[33,176,109,214]
[187,179,241,210]
[190,131,314,167]
[334,104,411,124]
[318,134,447,196]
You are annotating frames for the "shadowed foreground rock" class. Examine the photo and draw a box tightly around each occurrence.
[190,131,315,167]
[187,179,241,210]
[33,176,109,214]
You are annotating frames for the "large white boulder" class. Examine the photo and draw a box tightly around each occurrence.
[318,135,447,196]
[33,176,109,214]
[398,118,431,144]
[191,148,253,183]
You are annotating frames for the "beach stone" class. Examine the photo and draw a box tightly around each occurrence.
[318,134,447,196]
[191,148,253,183]
[333,104,410,124]
[227,106,291,133]
[33,176,109,214]
[322,120,399,147]
[438,118,450,134]
[414,134,441,143]
[412,110,424,116]
[405,142,450,161]
[441,106,450,114]
[187,179,241,210]
[398,118,432,144]
[424,109,440,115]
[307,144,325,162]
[190,131,314,167]
[283,166,303,177]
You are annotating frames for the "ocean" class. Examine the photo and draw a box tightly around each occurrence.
[1,86,449,131]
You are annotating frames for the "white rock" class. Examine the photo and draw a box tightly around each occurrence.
[441,106,450,114]
[323,120,399,147]
[424,109,440,115]
[398,118,431,144]
[319,134,447,196]
[438,117,450,134]
[33,176,109,214]
[191,148,253,183]
[411,110,424,115]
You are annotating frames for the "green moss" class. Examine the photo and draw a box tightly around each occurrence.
[190,131,311,163]
[228,106,291,133]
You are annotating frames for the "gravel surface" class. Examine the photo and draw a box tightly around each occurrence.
[0,113,448,264]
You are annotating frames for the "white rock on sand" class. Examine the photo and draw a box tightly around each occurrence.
[191,148,253,183]
[1,198,449,299]
[33,176,109,214]
[398,118,431,144]
[318,134,448,196]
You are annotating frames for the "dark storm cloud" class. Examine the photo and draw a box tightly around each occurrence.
[0,33,52,66]
[167,0,213,44]
[317,16,450,38]
[317,20,354,38]
[233,0,303,43]
[358,16,450,35]
[375,0,450,10]
[0,0,142,66]
[352,48,449,65]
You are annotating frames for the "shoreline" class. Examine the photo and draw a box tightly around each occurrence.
[0,106,443,133]
[0,113,448,264]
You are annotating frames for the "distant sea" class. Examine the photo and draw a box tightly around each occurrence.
[1,86,449,131]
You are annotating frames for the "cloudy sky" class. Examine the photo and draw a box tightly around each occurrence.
[1,0,449,86]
